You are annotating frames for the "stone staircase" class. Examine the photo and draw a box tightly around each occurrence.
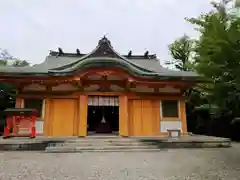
[0,135,231,152]
[45,136,162,153]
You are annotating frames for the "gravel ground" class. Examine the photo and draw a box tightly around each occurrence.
[0,144,239,180]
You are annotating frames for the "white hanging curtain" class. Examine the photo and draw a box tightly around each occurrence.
[88,97,93,105]
[103,97,110,106]
[98,96,104,106]
[88,96,119,106]
[92,96,99,106]
[109,97,114,106]
[114,97,119,106]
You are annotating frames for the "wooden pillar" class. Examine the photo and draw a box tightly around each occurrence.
[119,95,128,136]
[15,97,23,108]
[78,95,88,137]
[153,100,160,136]
[43,98,51,136]
[180,100,188,134]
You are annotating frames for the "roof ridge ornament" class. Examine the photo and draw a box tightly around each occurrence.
[144,50,149,58]
[76,49,80,55]
[58,47,64,55]
[128,50,132,57]
[98,36,111,46]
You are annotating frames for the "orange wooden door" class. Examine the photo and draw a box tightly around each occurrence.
[128,100,142,136]
[51,99,77,136]
[141,100,153,136]
[128,99,159,136]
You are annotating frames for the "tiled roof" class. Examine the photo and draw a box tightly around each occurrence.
[0,37,199,80]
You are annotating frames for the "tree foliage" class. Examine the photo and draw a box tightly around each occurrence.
[168,1,240,122]
[0,49,29,100]
[166,35,194,71]
[12,59,29,67]
[189,2,240,119]
[0,49,29,67]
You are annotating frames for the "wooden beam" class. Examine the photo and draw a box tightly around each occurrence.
[46,85,52,93]
[0,71,196,91]
[70,80,84,91]
[99,75,110,91]
[18,90,79,96]
[83,79,125,87]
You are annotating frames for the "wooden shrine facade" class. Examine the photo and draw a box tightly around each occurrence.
[0,37,200,137]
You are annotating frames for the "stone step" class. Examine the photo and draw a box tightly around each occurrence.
[46,140,231,151]
[47,139,154,147]
[48,143,156,148]
[45,148,162,153]
[51,141,154,146]
[0,135,231,151]
[45,145,160,153]
[65,138,143,142]
[46,145,159,150]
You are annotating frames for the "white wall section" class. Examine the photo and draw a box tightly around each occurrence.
[36,120,44,134]
[160,120,182,132]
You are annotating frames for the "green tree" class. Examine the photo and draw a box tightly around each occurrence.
[12,59,29,67]
[0,49,11,66]
[0,49,29,98]
[166,35,194,71]
[0,60,7,66]
[0,49,29,67]
[185,1,240,120]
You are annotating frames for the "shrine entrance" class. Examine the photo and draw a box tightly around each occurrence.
[87,96,119,135]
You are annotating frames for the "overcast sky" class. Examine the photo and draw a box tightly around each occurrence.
[0,0,214,65]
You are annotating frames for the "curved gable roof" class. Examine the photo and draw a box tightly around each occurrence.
[48,37,157,76]
[0,36,199,81]
[47,36,198,80]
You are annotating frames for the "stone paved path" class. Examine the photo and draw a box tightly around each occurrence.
[0,143,239,180]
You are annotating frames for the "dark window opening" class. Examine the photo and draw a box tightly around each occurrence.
[24,99,43,117]
[161,100,179,118]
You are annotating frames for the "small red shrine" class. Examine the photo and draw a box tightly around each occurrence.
[3,108,37,138]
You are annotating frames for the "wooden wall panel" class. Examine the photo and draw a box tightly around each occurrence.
[128,99,159,136]
[142,100,153,136]
[119,95,128,136]
[132,100,142,136]
[51,99,76,136]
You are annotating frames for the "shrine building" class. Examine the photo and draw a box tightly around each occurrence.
[0,37,200,137]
